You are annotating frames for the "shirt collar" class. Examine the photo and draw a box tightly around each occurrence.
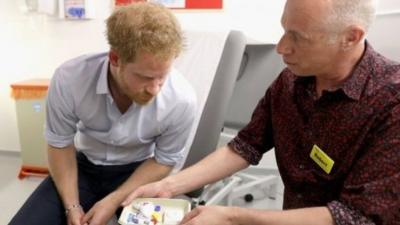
[339,41,376,101]
[96,56,110,95]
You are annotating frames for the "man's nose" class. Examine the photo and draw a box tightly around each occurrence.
[276,33,293,55]
[146,79,161,96]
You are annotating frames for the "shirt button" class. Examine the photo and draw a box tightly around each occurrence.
[299,164,305,169]
[297,194,303,199]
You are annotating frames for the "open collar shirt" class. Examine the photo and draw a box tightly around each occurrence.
[229,42,400,224]
[45,53,197,166]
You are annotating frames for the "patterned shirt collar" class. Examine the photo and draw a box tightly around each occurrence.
[295,41,376,101]
[339,41,375,101]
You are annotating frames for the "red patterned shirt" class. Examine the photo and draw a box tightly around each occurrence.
[228,42,400,225]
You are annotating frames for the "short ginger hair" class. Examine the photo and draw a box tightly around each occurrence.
[106,2,183,63]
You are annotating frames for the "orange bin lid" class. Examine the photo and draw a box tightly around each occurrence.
[10,79,50,90]
[10,79,50,100]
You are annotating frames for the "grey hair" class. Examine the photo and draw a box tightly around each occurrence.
[326,0,378,33]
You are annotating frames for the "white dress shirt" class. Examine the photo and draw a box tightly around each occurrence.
[45,52,197,166]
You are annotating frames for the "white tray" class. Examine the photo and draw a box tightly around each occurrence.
[118,198,191,225]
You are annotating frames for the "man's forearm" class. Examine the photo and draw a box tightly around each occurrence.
[108,158,174,205]
[234,206,334,225]
[165,145,250,197]
[47,144,79,208]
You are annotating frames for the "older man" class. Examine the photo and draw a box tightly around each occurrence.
[123,0,400,224]
[10,3,196,225]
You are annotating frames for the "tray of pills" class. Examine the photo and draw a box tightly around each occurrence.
[118,198,191,225]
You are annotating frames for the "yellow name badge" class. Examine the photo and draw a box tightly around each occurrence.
[310,145,334,174]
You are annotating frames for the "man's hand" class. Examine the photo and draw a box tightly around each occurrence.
[122,180,173,206]
[81,197,119,225]
[180,205,237,225]
[67,207,85,225]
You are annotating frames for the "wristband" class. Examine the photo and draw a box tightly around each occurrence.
[65,204,82,215]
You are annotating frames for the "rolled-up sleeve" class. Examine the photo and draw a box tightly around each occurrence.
[45,68,78,148]
[328,201,375,225]
[228,88,274,165]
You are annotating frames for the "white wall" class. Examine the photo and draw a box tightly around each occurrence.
[175,0,285,43]
[377,0,400,13]
[368,1,400,62]
[0,1,110,152]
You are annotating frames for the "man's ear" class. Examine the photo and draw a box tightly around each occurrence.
[340,25,365,51]
[109,49,120,67]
